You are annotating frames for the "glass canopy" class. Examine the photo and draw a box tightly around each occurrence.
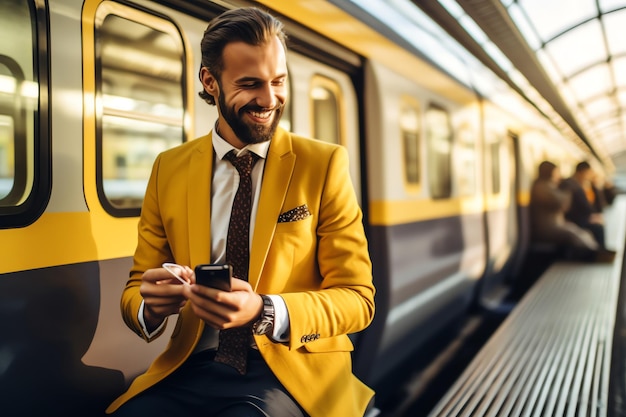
[502,0,626,170]
[342,0,626,174]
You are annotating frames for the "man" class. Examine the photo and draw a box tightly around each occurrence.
[560,161,607,249]
[106,7,375,417]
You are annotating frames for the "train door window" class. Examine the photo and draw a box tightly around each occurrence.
[310,75,342,145]
[287,52,361,202]
[425,104,453,199]
[456,123,477,196]
[94,3,185,215]
[279,75,292,132]
[490,141,502,194]
[401,96,421,191]
[0,0,49,228]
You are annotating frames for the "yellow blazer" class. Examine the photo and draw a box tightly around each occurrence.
[106,127,376,417]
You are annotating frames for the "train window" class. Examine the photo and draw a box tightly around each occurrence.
[0,0,50,228]
[310,74,342,145]
[0,111,15,202]
[279,75,292,132]
[94,4,185,215]
[400,96,421,190]
[490,141,501,194]
[425,104,453,199]
[457,123,477,196]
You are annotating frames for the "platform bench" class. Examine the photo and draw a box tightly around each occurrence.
[427,197,626,417]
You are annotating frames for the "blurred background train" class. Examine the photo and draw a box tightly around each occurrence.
[0,0,621,415]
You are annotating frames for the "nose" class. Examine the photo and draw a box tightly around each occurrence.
[255,83,280,109]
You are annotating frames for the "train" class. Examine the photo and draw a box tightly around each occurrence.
[0,0,611,415]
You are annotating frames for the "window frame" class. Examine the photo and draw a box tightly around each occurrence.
[309,73,344,146]
[92,1,188,217]
[0,0,51,229]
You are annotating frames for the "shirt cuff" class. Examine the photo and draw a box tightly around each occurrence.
[266,294,290,342]
[138,300,166,339]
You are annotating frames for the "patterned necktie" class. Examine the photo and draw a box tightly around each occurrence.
[214,150,259,374]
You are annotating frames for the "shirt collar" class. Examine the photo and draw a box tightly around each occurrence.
[212,123,271,160]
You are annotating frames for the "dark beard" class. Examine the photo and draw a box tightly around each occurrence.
[218,90,283,145]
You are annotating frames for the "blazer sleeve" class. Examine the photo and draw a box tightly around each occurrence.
[279,145,375,350]
[120,153,173,341]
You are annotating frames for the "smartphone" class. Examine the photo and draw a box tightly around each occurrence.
[194,264,232,291]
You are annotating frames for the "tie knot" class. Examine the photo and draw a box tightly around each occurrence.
[224,150,259,176]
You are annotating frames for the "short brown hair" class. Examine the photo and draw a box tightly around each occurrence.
[538,160,557,180]
[198,7,287,105]
[575,161,591,173]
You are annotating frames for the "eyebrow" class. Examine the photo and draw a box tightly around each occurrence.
[235,74,288,83]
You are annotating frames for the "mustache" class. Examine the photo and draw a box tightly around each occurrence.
[240,103,283,113]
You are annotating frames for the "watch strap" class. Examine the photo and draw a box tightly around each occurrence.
[252,295,274,335]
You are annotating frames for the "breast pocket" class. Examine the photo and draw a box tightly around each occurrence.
[263,215,315,285]
[275,215,313,233]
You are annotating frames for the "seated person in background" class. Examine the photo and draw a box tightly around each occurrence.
[559,161,608,249]
[529,161,599,258]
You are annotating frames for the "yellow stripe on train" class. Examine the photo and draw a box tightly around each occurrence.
[368,197,482,226]
[368,192,530,226]
[0,212,138,274]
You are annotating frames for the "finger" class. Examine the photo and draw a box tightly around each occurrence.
[229,277,251,291]
[185,297,230,328]
[184,287,235,324]
[155,278,184,286]
[189,282,223,299]
[181,266,195,284]
[140,282,186,300]
[142,268,173,283]
[145,299,185,319]
[142,292,186,307]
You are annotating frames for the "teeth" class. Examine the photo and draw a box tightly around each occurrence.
[250,110,271,119]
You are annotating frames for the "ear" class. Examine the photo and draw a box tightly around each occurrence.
[200,67,219,97]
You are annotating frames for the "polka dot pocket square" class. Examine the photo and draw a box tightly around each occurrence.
[277,204,311,223]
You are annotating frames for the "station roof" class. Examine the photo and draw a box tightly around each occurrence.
[342,0,626,173]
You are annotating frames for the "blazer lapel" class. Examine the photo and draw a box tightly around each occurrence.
[249,128,295,290]
[187,133,213,267]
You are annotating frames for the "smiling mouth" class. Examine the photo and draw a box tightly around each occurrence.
[248,109,273,121]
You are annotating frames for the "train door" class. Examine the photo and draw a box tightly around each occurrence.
[80,0,195,386]
[506,132,530,284]
[285,52,362,202]
[505,134,519,253]
[480,129,519,304]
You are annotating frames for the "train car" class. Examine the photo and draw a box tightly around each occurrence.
[0,0,605,415]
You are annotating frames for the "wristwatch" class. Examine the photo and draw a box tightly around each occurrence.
[252,295,275,335]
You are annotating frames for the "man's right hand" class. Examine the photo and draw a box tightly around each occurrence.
[140,265,193,332]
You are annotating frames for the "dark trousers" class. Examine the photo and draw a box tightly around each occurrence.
[110,349,306,417]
